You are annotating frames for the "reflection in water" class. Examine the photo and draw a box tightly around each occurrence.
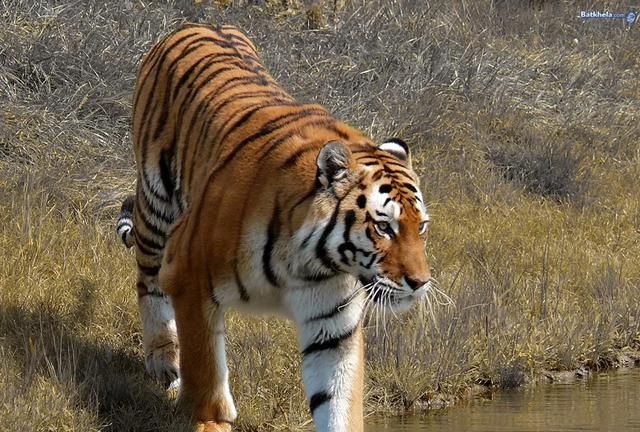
[367,368,640,431]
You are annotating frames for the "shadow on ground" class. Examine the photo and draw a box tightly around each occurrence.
[0,301,191,432]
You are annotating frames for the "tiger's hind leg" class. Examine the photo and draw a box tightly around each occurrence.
[127,187,181,389]
[136,267,180,389]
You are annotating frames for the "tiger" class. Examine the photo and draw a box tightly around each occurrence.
[115,23,431,432]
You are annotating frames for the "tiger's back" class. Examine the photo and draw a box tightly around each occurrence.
[132,23,372,282]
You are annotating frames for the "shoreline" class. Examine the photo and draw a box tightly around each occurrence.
[397,347,640,413]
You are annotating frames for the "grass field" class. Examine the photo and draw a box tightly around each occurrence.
[1,0,640,430]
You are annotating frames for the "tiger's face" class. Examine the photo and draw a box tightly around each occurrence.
[316,139,431,313]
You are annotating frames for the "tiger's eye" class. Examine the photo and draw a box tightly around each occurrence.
[419,221,429,235]
[374,221,393,238]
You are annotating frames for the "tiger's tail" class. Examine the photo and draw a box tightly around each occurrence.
[116,195,136,248]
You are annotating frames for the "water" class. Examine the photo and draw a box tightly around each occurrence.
[367,368,640,432]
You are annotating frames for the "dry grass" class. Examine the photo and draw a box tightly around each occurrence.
[1,0,640,430]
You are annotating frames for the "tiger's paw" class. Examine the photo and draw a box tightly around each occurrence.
[194,421,233,432]
[145,340,180,389]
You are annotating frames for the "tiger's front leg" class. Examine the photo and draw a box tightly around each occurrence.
[290,290,365,432]
[161,235,237,431]
[172,291,236,432]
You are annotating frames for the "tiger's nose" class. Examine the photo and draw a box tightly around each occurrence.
[404,276,428,291]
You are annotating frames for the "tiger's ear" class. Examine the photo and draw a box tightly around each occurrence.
[379,138,411,169]
[316,141,352,189]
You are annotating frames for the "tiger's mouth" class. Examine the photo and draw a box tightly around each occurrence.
[358,275,426,310]
[358,275,376,287]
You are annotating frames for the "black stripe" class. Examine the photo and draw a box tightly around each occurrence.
[365,226,373,241]
[315,200,341,272]
[371,170,384,181]
[171,52,222,101]
[138,263,160,276]
[301,228,316,248]
[171,54,226,144]
[135,237,159,257]
[299,271,336,282]
[218,25,259,54]
[325,123,351,141]
[302,327,355,356]
[184,73,273,161]
[159,147,175,197]
[194,88,285,138]
[142,177,170,203]
[136,231,164,251]
[379,184,392,194]
[182,23,213,30]
[213,99,298,152]
[383,166,412,176]
[280,145,317,169]
[309,391,331,415]
[338,210,372,265]
[403,182,418,193]
[137,206,167,238]
[288,185,317,229]
[337,210,357,266]
[138,183,174,224]
[257,117,336,163]
[234,266,250,302]
[136,30,201,116]
[212,74,270,98]
[363,252,377,269]
[262,202,281,287]
[383,160,411,170]
[207,268,219,305]
[343,210,356,242]
[357,157,381,164]
[136,281,166,298]
[306,295,352,322]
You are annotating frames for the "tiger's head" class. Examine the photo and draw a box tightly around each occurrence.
[314,138,431,313]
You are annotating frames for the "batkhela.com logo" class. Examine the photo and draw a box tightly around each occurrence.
[579,9,638,25]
